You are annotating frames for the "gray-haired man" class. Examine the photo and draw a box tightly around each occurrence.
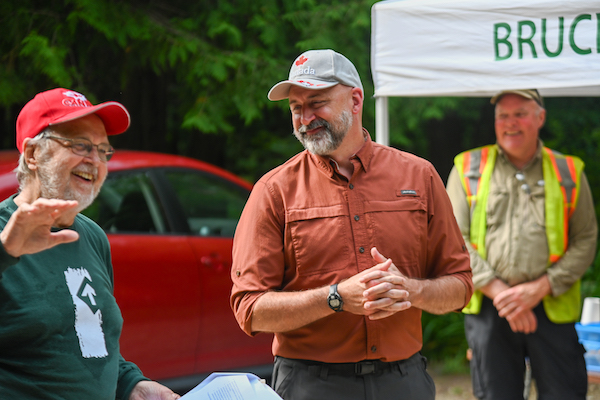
[0,88,180,400]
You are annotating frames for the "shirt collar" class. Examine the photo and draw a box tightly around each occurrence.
[354,128,373,173]
[309,128,373,177]
[495,139,544,170]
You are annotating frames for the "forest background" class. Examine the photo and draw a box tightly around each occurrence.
[2,0,599,372]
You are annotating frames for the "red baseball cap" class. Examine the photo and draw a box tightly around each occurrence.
[16,88,131,153]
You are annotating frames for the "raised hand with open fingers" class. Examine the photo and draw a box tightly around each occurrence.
[0,198,80,258]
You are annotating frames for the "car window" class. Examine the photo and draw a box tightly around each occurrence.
[82,171,168,234]
[164,170,249,237]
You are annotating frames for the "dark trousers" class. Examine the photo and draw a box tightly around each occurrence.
[271,352,435,400]
[465,296,587,400]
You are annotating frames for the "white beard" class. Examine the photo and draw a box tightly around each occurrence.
[36,153,103,212]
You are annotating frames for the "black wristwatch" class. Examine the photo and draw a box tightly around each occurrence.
[327,283,344,312]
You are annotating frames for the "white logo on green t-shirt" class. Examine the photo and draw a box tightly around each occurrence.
[64,267,108,358]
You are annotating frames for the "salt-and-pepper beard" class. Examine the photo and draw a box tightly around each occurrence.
[294,110,352,156]
[36,152,104,213]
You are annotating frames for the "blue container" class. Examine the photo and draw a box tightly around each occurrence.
[576,323,600,373]
[576,323,600,341]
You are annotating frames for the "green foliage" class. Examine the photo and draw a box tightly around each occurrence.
[421,311,470,373]
[0,0,379,168]
[20,32,74,86]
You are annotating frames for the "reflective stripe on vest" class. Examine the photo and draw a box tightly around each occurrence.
[455,146,496,256]
[454,145,584,323]
[543,147,581,262]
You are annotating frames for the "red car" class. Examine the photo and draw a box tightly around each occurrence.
[0,149,273,389]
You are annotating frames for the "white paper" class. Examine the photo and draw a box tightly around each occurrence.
[179,373,283,400]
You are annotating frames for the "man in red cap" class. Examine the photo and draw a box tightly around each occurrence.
[0,88,180,399]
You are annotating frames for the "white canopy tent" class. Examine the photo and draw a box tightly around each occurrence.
[371,0,600,145]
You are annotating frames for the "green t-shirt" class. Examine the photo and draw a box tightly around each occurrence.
[0,195,147,399]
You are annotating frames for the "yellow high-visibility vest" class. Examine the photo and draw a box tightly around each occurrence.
[454,145,584,323]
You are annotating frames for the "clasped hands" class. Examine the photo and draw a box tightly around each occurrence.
[493,283,542,334]
[487,276,551,334]
[339,247,413,320]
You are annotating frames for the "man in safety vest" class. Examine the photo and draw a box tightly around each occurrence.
[446,89,597,399]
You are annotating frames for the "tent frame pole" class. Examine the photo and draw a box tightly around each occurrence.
[375,96,389,146]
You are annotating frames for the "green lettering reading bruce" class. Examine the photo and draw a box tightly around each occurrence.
[494,13,599,61]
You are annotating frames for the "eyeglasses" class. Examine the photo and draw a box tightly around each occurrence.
[44,134,115,162]
[515,172,531,194]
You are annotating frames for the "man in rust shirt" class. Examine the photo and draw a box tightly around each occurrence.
[230,49,473,400]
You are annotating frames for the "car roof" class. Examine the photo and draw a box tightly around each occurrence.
[0,149,253,192]
[106,150,253,190]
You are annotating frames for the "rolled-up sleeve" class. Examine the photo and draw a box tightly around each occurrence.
[427,165,473,307]
[230,179,285,336]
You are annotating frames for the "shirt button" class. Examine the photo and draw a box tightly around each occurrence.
[349,184,354,189]
[354,215,360,221]
[235,271,241,277]
[359,247,365,253]
[371,346,377,353]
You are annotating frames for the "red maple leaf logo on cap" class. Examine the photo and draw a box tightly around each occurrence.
[295,56,308,66]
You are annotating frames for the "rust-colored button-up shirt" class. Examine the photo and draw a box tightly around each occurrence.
[231,133,472,363]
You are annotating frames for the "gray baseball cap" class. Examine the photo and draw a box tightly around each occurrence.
[268,49,363,101]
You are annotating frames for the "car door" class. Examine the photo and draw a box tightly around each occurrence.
[82,170,203,380]
[162,169,274,374]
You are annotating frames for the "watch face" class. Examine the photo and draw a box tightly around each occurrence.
[328,284,343,312]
